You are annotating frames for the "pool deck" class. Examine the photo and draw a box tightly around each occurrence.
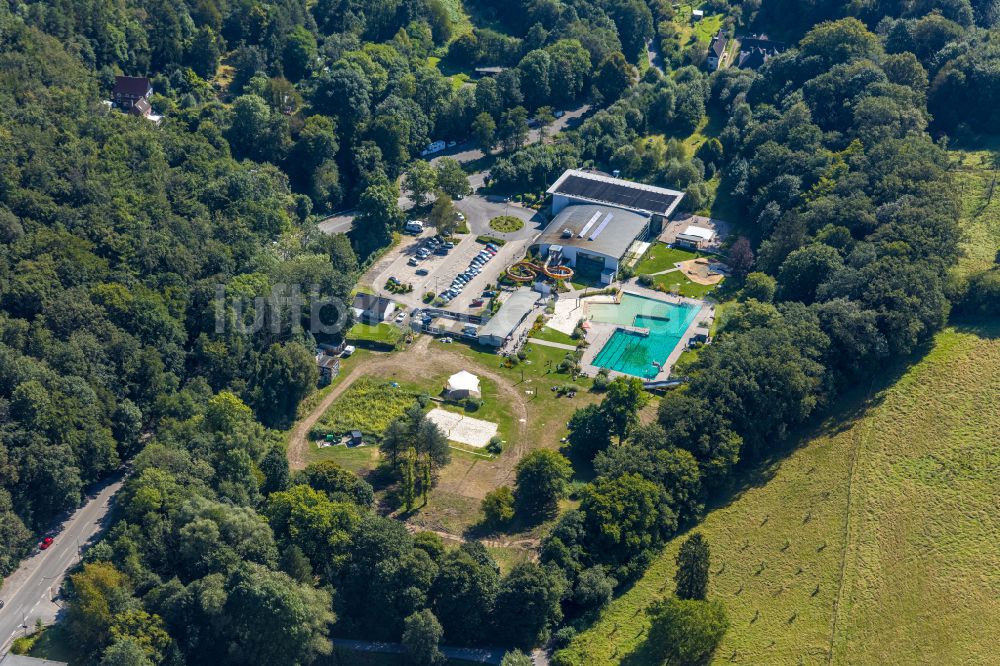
[578,287,714,382]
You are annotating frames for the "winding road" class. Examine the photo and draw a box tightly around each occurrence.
[0,473,125,656]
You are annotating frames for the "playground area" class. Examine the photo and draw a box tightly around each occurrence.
[676,257,727,285]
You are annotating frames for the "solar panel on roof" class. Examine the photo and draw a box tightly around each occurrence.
[589,213,613,240]
[577,211,602,238]
[556,175,678,214]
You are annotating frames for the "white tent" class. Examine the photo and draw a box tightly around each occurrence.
[446,371,481,399]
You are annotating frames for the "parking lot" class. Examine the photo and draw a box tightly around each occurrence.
[368,196,545,314]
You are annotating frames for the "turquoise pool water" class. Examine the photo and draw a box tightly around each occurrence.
[590,294,699,379]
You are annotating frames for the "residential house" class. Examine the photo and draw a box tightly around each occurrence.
[707,29,727,70]
[113,76,153,116]
[352,293,396,323]
[737,34,785,69]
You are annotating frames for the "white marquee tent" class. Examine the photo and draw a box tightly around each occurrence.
[446,371,481,399]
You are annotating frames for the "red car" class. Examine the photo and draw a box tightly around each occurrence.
[470,299,484,307]
[39,537,53,550]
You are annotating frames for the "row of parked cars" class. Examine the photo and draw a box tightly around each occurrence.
[409,235,456,272]
[439,242,500,304]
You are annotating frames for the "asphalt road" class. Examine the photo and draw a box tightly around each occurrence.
[315,103,592,235]
[0,474,125,656]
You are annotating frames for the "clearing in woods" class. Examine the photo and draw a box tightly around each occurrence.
[562,324,1000,664]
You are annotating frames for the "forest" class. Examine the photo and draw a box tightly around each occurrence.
[0,0,998,663]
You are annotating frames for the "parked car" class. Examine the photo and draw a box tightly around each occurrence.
[434,247,448,255]
[440,337,453,343]
[341,345,356,357]
[554,110,565,118]
[444,241,455,249]
[456,212,465,221]
[394,311,406,323]
[408,257,419,266]
[40,537,54,550]
[482,290,497,297]
[471,299,484,307]
[416,268,429,276]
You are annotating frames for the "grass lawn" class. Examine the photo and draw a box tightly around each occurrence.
[531,325,578,346]
[692,13,724,45]
[950,139,1000,277]
[489,215,524,233]
[671,3,723,48]
[306,442,381,473]
[348,322,402,347]
[486,545,537,575]
[634,243,700,274]
[561,322,1000,664]
[649,271,722,299]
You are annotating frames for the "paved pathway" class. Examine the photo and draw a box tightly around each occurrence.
[333,638,508,664]
[527,338,577,351]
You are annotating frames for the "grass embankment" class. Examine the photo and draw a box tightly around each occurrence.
[564,323,1000,664]
[951,139,1000,277]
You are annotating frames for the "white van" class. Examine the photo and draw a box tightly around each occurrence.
[419,140,446,157]
[404,220,424,233]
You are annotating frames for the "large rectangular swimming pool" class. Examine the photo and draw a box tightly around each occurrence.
[590,294,699,379]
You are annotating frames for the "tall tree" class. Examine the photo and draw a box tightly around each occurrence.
[645,597,728,665]
[514,450,572,519]
[674,532,710,600]
[402,609,445,665]
[472,113,497,155]
[601,377,649,442]
[405,160,438,208]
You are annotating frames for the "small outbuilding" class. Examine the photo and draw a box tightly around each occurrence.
[349,430,364,445]
[315,354,340,385]
[446,370,482,400]
[676,225,716,249]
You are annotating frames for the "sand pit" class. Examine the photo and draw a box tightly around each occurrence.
[677,257,727,285]
[426,408,499,448]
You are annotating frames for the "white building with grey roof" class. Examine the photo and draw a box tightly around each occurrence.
[538,170,685,284]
